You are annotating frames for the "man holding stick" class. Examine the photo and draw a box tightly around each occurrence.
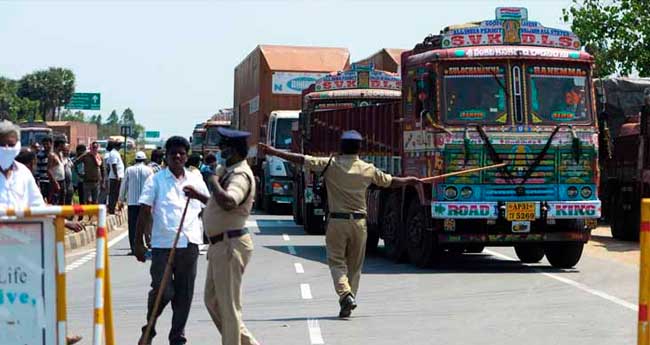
[135,136,210,345]
[259,130,422,318]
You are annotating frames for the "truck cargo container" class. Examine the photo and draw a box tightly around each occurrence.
[354,48,406,73]
[296,7,600,269]
[46,121,98,150]
[233,44,350,210]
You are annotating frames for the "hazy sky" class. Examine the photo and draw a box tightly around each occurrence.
[0,0,573,139]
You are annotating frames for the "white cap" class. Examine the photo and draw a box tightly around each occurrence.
[135,151,147,160]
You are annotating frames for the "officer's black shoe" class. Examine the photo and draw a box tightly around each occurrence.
[338,293,357,318]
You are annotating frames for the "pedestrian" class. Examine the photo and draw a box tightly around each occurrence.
[200,153,217,185]
[75,141,104,204]
[119,151,153,255]
[16,148,36,173]
[107,140,125,214]
[259,130,421,318]
[72,144,87,204]
[49,136,66,205]
[62,143,74,205]
[0,120,83,345]
[99,142,112,204]
[134,136,209,345]
[148,148,163,173]
[35,136,51,200]
[200,127,259,345]
[185,152,202,177]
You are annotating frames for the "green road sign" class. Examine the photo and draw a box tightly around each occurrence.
[144,131,160,139]
[65,93,101,110]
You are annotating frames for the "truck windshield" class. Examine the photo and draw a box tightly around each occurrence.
[442,66,507,124]
[192,132,204,145]
[205,126,222,146]
[527,67,590,123]
[20,130,51,147]
[274,118,295,149]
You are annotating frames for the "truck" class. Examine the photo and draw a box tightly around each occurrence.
[260,110,299,212]
[294,64,402,234]
[203,118,231,158]
[46,121,98,150]
[597,78,650,240]
[296,7,600,269]
[233,44,350,211]
[18,122,52,147]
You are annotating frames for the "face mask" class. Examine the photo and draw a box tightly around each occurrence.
[0,141,21,170]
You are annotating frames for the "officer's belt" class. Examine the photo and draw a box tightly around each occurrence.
[207,229,249,244]
[329,212,366,220]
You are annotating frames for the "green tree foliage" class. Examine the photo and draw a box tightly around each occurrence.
[60,109,86,122]
[0,77,40,122]
[120,108,135,126]
[106,110,119,125]
[563,0,650,77]
[17,67,75,120]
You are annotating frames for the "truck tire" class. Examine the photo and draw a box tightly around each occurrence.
[381,194,406,262]
[514,245,545,263]
[464,245,485,254]
[406,199,437,268]
[303,204,325,235]
[263,194,275,215]
[366,224,380,254]
[610,189,640,241]
[293,178,304,225]
[544,243,584,268]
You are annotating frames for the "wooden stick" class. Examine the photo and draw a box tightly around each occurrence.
[139,197,191,345]
[419,162,507,183]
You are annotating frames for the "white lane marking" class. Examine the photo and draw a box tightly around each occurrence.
[300,283,313,299]
[288,245,297,255]
[294,263,304,274]
[245,220,260,234]
[485,249,637,311]
[282,234,290,241]
[65,231,129,272]
[307,319,324,345]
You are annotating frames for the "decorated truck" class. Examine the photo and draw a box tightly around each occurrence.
[190,122,206,154]
[297,8,601,269]
[294,64,402,234]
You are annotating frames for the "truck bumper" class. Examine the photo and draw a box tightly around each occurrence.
[438,231,590,245]
[431,200,602,219]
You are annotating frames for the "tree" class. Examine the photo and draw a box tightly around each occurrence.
[120,108,135,126]
[17,67,75,120]
[106,110,119,125]
[563,0,650,77]
[60,109,85,122]
[0,77,40,122]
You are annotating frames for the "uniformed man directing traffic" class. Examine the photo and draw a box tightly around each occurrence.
[188,127,259,345]
[259,130,421,318]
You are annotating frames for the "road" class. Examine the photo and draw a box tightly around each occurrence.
[64,217,639,345]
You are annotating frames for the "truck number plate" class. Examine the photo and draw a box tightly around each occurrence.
[506,202,536,221]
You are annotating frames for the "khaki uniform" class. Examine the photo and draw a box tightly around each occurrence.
[202,160,258,345]
[304,154,392,299]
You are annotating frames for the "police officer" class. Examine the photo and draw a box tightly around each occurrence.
[195,127,259,345]
[259,130,421,318]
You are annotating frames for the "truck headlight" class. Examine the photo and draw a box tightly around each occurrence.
[567,186,578,198]
[444,186,458,200]
[580,186,592,199]
[460,186,473,199]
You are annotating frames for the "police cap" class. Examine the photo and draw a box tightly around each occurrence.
[341,130,363,141]
[217,127,251,144]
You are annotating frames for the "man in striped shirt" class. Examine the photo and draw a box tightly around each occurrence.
[119,151,153,255]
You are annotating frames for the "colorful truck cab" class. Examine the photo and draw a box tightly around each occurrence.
[386,7,600,268]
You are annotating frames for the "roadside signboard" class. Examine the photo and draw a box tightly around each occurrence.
[0,219,56,344]
[65,93,101,110]
[144,131,160,139]
[120,125,132,137]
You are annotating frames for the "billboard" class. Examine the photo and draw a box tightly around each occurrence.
[272,72,328,95]
[0,219,56,345]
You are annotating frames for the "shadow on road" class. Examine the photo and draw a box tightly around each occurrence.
[264,245,577,275]
[589,234,639,253]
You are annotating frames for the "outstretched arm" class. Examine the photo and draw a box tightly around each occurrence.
[258,143,305,165]
[389,176,421,188]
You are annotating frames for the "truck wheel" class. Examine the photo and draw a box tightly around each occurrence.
[293,179,304,225]
[544,243,584,268]
[381,194,406,262]
[610,190,640,241]
[366,224,380,254]
[263,195,275,215]
[514,245,545,263]
[303,204,325,235]
[406,199,437,268]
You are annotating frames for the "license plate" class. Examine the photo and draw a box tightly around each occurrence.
[511,221,531,233]
[313,208,324,216]
[506,202,536,221]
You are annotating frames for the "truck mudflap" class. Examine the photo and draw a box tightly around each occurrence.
[431,201,602,219]
[437,231,590,244]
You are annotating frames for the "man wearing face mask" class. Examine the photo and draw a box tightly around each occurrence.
[0,120,83,344]
[200,127,259,345]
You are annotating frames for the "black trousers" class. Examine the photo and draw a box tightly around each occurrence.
[142,244,199,345]
[108,179,120,214]
[127,205,140,253]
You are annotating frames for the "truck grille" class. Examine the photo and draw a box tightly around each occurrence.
[483,145,556,184]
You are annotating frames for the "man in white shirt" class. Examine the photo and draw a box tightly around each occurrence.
[0,120,83,345]
[107,140,125,214]
[134,136,209,345]
[119,151,153,255]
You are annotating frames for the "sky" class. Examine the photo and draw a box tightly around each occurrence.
[0,0,573,139]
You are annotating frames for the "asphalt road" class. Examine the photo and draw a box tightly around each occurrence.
[64,217,639,345]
